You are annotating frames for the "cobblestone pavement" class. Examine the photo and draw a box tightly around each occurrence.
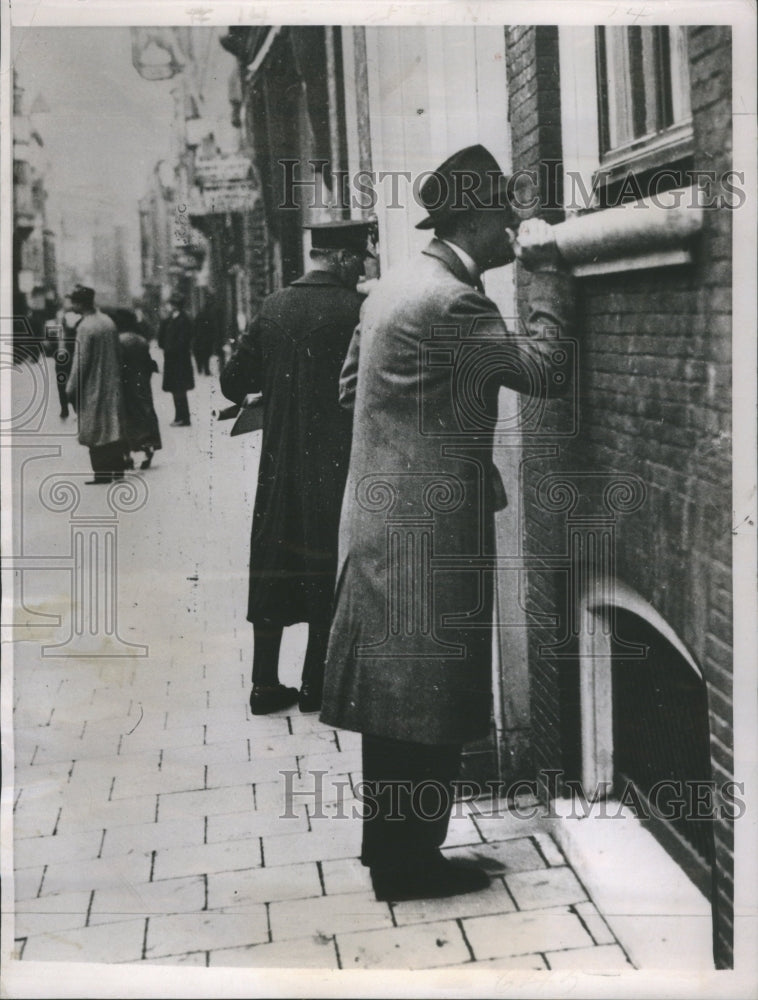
[8,354,634,972]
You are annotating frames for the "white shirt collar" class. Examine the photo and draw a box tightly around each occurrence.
[441,239,480,284]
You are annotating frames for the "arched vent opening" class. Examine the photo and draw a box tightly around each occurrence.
[608,608,714,897]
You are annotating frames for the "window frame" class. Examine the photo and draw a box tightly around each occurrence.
[557,24,697,276]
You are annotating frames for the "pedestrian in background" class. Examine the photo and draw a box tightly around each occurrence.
[55,294,81,420]
[220,220,374,716]
[114,307,162,470]
[192,291,218,375]
[65,284,125,485]
[158,290,195,427]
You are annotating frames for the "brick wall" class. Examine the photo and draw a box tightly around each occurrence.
[505,25,734,967]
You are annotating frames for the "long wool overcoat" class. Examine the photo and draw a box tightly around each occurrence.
[158,311,195,393]
[66,309,124,449]
[320,239,575,745]
[220,271,364,628]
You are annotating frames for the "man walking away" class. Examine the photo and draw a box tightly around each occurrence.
[158,290,195,426]
[220,220,374,716]
[65,284,125,485]
[56,295,81,419]
[320,145,575,903]
[193,291,218,376]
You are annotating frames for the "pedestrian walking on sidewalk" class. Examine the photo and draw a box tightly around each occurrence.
[114,307,162,470]
[320,145,575,903]
[55,295,81,419]
[220,220,375,717]
[65,284,126,485]
[158,290,194,426]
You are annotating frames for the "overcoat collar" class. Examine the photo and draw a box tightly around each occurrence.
[422,238,483,290]
[290,269,349,289]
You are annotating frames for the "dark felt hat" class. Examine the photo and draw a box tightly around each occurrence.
[69,284,95,307]
[415,144,512,230]
[305,220,376,257]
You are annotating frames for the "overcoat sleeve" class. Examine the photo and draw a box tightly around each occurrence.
[338,322,361,411]
[219,314,263,405]
[450,268,575,399]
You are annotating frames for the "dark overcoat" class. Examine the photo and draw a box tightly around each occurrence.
[119,331,162,452]
[220,271,364,628]
[320,239,574,745]
[158,311,195,393]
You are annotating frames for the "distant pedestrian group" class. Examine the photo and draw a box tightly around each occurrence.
[62,284,224,480]
[64,284,163,482]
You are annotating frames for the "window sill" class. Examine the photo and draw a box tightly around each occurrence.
[554,186,702,279]
[572,248,693,278]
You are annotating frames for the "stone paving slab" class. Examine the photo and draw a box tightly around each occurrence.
[21,917,147,963]
[208,935,339,968]
[269,892,394,942]
[207,862,322,909]
[545,943,633,970]
[391,878,517,925]
[336,918,470,970]
[462,908,594,961]
[144,909,269,959]
[89,875,206,926]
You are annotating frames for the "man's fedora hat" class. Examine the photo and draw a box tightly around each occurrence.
[415,144,512,230]
[304,220,376,257]
[69,284,95,308]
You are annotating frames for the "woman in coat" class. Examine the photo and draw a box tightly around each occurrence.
[113,308,162,469]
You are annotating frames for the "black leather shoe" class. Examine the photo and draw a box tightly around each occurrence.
[298,683,322,713]
[250,684,299,716]
[370,853,490,902]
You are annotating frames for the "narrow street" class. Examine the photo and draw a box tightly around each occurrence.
[7,352,637,972]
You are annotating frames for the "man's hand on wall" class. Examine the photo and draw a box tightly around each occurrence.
[508,219,562,272]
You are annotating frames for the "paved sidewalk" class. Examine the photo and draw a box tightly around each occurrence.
[8,356,634,972]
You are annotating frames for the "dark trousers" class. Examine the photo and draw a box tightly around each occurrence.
[57,380,69,417]
[172,391,190,424]
[252,621,330,689]
[360,734,462,871]
[89,442,125,483]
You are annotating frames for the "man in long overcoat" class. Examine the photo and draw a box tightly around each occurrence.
[220,221,375,716]
[320,145,575,902]
[65,285,125,484]
[158,290,195,426]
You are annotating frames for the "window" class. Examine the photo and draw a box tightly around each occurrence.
[595,26,692,176]
[558,25,699,274]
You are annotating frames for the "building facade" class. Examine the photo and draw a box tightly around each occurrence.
[217,23,734,967]
[13,69,58,316]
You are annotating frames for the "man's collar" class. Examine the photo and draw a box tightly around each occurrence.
[291,269,349,288]
[422,239,483,290]
[440,240,480,283]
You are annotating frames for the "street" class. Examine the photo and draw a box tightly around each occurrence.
[7,352,635,971]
